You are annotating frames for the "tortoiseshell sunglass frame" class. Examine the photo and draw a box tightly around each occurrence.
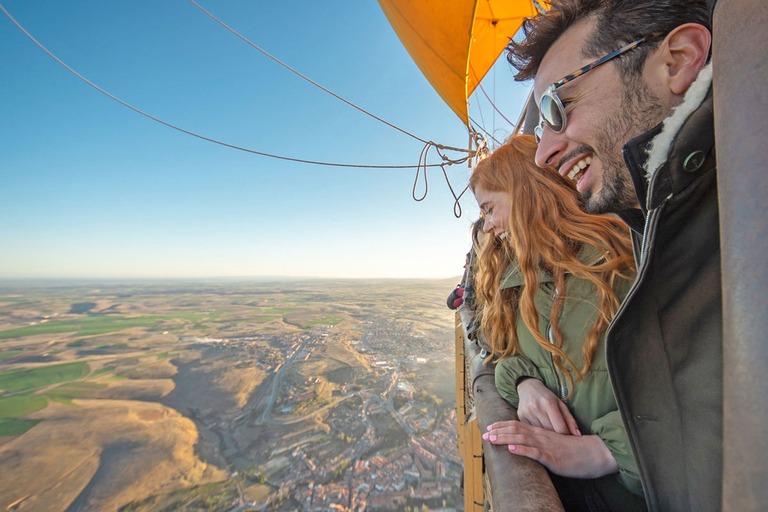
[535,32,666,143]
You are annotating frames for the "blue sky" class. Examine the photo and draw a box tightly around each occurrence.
[0,0,531,279]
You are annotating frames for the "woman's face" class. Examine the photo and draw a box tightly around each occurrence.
[474,187,510,238]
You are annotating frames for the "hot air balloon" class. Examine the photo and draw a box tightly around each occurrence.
[377,0,543,128]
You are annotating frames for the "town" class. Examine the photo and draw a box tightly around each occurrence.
[190,317,462,512]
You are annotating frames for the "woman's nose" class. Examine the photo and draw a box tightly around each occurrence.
[483,221,494,234]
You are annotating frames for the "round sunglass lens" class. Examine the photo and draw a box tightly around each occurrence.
[540,94,564,132]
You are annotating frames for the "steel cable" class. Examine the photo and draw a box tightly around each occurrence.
[477,82,516,128]
[2,2,484,213]
[0,3,450,170]
[187,0,474,155]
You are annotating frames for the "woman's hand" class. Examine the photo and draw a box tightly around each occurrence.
[517,378,580,436]
[482,420,619,479]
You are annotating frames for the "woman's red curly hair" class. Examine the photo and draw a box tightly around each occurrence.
[470,135,635,397]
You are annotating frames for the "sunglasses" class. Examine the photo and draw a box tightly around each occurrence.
[535,33,665,143]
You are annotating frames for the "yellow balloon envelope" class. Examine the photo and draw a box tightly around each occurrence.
[378,0,540,127]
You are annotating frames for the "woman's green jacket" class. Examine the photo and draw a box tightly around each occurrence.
[494,244,642,496]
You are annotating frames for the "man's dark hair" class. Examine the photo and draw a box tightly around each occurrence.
[507,0,710,82]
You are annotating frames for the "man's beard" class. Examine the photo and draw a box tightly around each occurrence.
[584,78,668,214]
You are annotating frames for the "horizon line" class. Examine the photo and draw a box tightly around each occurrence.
[0,274,462,283]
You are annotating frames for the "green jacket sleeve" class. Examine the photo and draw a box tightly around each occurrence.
[591,410,644,497]
[494,354,545,408]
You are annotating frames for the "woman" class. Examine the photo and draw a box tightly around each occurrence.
[470,136,644,510]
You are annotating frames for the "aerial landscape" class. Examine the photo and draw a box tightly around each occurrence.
[0,278,462,511]
[1,3,499,511]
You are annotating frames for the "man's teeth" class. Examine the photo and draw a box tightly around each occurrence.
[567,156,593,181]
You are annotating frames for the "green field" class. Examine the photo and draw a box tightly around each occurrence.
[0,381,108,434]
[0,361,89,393]
[0,394,48,419]
[45,387,94,406]
[94,342,129,349]
[0,395,49,437]
[216,316,278,324]
[0,317,151,339]
[0,419,41,436]
[0,350,23,362]
[92,366,116,376]
[0,313,223,340]
[58,381,106,390]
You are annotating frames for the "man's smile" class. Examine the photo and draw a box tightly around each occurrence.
[557,152,594,188]
[567,155,592,184]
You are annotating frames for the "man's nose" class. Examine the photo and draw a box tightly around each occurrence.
[535,128,567,169]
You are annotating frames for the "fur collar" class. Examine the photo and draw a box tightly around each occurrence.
[644,62,713,181]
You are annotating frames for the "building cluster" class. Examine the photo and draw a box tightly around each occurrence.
[276,375,320,410]
[357,320,427,363]
[270,437,458,512]
[399,404,434,433]
[416,416,462,470]
[219,318,462,511]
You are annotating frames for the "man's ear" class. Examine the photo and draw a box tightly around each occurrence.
[661,23,712,95]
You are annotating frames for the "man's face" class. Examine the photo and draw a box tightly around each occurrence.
[533,19,668,213]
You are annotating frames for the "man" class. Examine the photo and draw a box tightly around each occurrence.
[504,1,722,510]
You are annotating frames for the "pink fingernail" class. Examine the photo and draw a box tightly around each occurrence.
[577,429,582,437]
[489,435,497,442]
[508,445,516,451]
[487,425,493,431]
[482,433,489,440]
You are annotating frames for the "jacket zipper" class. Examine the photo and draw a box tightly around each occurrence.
[604,204,663,502]
[547,285,568,400]
[639,209,653,264]
[547,324,568,400]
